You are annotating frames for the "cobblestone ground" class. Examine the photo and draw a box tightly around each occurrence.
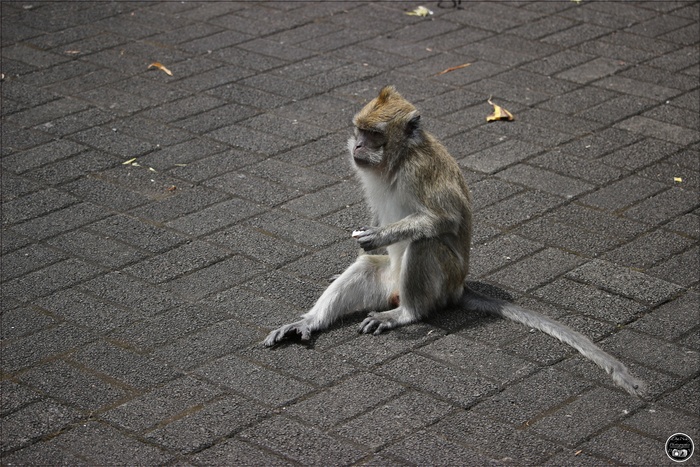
[2,1,699,465]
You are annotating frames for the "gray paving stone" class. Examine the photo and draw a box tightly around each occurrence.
[622,404,700,442]
[334,391,455,450]
[530,387,644,447]
[108,303,229,352]
[284,373,403,429]
[579,175,667,212]
[34,288,139,334]
[195,354,313,407]
[649,246,700,287]
[431,410,561,465]
[474,366,594,427]
[71,340,181,390]
[600,329,699,378]
[20,360,128,411]
[88,214,189,253]
[603,228,694,269]
[238,342,357,388]
[533,278,646,325]
[419,333,537,386]
[51,422,174,466]
[2,138,88,174]
[498,163,594,198]
[146,396,268,454]
[240,416,367,466]
[660,378,700,420]
[469,233,542,278]
[2,258,104,302]
[152,318,261,370]
[459,138,544,174]
[0,400,83,454]
[567,259,684,305]
[127,185,229,224]
[102,376,222,432]
[47,229,147,269]
[165,198,266,237]
[624,186,700,224]
[377,353,499,408]
[122,240,230,284]
[0,307,56,343]
[1,188,77,226]
[191,437,292,466]
[0,381,43,417]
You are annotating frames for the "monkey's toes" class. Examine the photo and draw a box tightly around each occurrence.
[358,317,380,334]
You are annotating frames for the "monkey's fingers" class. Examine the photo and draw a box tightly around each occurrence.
[263,320,309,346]
[299,324,312,341]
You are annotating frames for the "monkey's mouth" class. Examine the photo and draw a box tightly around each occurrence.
[353,155,373,166]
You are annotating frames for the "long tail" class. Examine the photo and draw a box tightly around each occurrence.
[462,288,646,398]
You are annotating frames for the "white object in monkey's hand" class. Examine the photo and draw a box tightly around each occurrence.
[351,227,381,251]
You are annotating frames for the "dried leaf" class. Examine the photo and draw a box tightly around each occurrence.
[167,185,177,192]
[406,6,433,16]
[148,167,157,172]
[174,163,188,167]
[486,98,514,122]
[575,450,583,456]
[148,62,173,76]
[435,63,471,76]
[674,177,683,183]
[122,157,137,165]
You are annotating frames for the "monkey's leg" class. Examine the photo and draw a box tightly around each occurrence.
[264,255,393,346]
[359,240,463,335]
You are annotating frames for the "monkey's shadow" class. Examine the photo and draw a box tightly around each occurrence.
[270,281,512,348]
[424,281,512,333]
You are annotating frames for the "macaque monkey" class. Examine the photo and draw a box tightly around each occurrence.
[264,86,644,397]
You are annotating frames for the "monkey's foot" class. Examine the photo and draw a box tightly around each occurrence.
[263,320,312,347]
[358,311,399,335]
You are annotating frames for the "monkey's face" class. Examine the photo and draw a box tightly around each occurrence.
[349,86,422,170]
[348,127,386,168]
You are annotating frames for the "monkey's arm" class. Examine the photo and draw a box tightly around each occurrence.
[353,210,460,251]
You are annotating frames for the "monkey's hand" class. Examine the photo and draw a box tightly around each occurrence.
[352,227,383,251]
[358,311,399,335]
[263,319,312,347]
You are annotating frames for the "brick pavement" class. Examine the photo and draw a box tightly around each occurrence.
[1,1,699,465]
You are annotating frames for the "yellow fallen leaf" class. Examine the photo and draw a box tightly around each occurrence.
[122,157,137,165]
[148,167,157,172]
[486,98,514,122]
[435,63,471,76]
[575,450,583,456]
[406,6,433,16]
[148,62,173,76]
[674,177,683,183]
[174,163,188,167]
[65,50,81,55]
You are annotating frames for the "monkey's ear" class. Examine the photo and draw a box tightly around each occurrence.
[377,85,397,104]
[405,110,421,135]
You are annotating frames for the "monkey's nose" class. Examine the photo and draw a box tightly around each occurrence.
[354,141,363,152]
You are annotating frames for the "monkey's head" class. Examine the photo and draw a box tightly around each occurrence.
[349,86,421,169]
